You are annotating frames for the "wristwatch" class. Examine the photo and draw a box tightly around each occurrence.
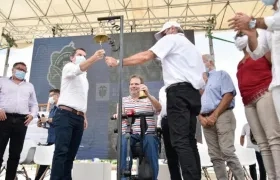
[249,18,257,29]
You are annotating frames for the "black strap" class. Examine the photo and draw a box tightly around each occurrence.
[156,128,162,154]
[139,115,148,163]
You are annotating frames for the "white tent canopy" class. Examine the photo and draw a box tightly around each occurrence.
[0,0,274,46]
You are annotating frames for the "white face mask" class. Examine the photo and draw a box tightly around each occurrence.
[48,97,55,104]
[235,36,248,51]
[75,56,86,65]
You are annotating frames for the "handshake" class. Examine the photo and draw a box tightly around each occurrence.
[93,49,120,67]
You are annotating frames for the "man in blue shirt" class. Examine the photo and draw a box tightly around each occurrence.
[198,54,244,180]
[35,89,60,180]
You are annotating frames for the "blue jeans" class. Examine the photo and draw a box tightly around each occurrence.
[50,108,84,180]
[121,134,159,180]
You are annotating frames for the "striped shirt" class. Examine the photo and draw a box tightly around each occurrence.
[121,96,156,135]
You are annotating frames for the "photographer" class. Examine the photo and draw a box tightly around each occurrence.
[113,75,161,180]
[35,89,60,180]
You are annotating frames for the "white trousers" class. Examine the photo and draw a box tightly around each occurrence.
[272,85,280,121]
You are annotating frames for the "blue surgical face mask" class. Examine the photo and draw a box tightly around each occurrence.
[14,70,26,80]
[75,56,86,65]
[262,0,275,6]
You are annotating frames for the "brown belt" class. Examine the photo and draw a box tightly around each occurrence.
[58,105,84,117]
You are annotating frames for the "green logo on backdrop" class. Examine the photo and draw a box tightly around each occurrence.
[47,42,75,88]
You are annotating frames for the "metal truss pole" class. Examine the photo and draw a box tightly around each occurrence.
[3,47,11,77]
[97,15,124,180]
[117,15,124,180]
[208,36,215,60]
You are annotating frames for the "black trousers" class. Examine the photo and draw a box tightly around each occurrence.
[161,116,182,180]
[249,151,267,180]
[166,82,202,180]
[35,143,54,180]
[0,113,28,180]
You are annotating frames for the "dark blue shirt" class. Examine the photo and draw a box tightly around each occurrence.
[46,106,57,144]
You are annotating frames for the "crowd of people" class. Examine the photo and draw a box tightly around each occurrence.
[0,0,279,179]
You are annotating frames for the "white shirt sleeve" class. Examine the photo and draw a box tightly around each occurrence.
[29,84,39,118]
[149,35,175,60]
[264,5,280,31]
[241,125,246,136]
[62,63,84,78]
[157,87,165,128]
[246,30,271,60]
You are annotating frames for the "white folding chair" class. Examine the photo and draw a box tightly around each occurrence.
[17,140,37,180]
[236,144,257,180]
[33,145,55,180]
[0,144,9,176]
[1,140,37,179]
[228,144,257,180]
[198,143,213,180]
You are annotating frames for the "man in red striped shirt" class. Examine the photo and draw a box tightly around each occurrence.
[113,75,161,180]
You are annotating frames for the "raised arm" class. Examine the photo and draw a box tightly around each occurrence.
[64,49,105,78]
[256,12,280,31]
[246,30,271,60]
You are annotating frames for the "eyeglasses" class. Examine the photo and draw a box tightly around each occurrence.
[15,67,27,73]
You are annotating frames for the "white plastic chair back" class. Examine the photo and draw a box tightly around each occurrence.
[197,143,207,150]
[235,144,257,166]
[198,144,213,167]
[19,140,37,164]
[2,145,9,167]
[34,145,55,166]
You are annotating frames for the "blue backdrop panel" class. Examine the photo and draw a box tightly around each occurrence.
[29,30,196,159]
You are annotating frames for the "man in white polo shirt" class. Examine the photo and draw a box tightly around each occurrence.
[105,22,205,180]
[50,48,105,180]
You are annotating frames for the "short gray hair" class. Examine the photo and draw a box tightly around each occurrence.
[203,54,215,63]
[176,27,184,34]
